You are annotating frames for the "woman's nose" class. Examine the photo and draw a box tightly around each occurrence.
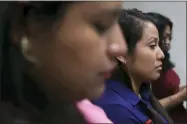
[107,23,127,58]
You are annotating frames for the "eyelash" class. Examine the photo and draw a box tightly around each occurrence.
[93,22,110,34]
[164,36,172,41]
[150,44,157,49]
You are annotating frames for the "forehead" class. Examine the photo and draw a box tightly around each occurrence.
[142,22,159,39]
[164,25,171,34]
[72,2,123,14]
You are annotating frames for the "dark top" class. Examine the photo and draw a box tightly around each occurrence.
[152,68,187,123]
[93,80,168,124]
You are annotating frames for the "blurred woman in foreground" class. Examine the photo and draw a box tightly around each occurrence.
[0,2,126,124]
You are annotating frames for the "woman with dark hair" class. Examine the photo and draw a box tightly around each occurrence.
[146,12,173,52]
[147,12,187,123]
[93,9,173,124]
[0,2,126,124]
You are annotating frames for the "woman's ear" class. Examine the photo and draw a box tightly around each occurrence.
[116,56,127,64]
[20,36,37,63]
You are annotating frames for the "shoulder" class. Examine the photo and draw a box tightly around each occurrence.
[93,80,136,110]
[93,86,124,106]
[94,80,125,105]
[165,68,178,76]
[99,104,141,124]
[164,68,180,86]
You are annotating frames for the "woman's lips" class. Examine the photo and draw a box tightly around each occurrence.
[103,67,115,79]
[155,64,162,71]
[100,63,116,79]
[156,66,162,71]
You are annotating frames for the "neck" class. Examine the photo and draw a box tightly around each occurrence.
[129,74,142,95]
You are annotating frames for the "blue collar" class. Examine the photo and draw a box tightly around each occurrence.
[106,80,151,106]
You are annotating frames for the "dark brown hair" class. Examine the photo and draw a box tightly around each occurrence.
[1,2,86,124]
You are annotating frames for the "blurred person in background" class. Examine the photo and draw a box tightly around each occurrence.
[147,12,187,123]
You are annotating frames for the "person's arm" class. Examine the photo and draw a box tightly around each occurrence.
[159,89,186,110]
[101,104,141,124]
[179,85,186,91]
[158,70,186,110]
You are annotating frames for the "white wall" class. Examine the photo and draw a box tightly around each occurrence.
[123,1,186,108]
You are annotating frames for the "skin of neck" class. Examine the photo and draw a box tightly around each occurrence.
[122,65,143,95]
[130,76,142,95]
[129,74,143,95]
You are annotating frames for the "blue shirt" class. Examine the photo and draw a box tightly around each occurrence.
[93,80,168,124]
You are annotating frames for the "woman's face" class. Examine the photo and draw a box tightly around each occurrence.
[163,25,172,51]
[125,22,164,82]
[16,2,127,102]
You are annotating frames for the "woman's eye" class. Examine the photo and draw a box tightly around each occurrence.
[150,44,157,49]
[93,22,110,34]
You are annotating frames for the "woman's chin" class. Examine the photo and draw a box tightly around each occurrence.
[151,73,161,81]
[86,84,105,101]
